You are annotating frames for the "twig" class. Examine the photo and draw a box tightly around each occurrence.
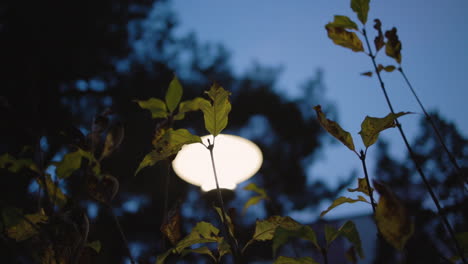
[359,151,376,214]
[107,205,136,264]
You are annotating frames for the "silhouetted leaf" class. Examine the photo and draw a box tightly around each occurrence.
[101,122,124,160]
[218,237,232,261]
[324,224,339,246]
[6,210,47,241]
[273,225,319,256]
[373,19,384,51]
[135,98,168,119]
[174,221,220,253]
[348,177,373,196]
[345,246,358,264]
[1,206,23,230]
[325,25,364,52]
[314,105,355,151]
[361,71,372,77]
[359,112,410,148]
[86,240,101,253]
[165,76,183,113]
[0,154,39,173]
[214,206,236,240]
[135,129,201,175]
[243,183,269,214]
[337,221,364,258]
[200,84,231,136]
[320,196,369,217]
[328,15,358,30]
[37,174,68,208]
[385,27,402,64]
[374,181,413,250]
[274,256,319,264]
[180,246,216,262]
[377,64,396,73]
[351,0,370,24]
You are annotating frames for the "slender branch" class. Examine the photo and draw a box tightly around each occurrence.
[398,67,467,190]
[362,29,466,264]
[107,205,136,264]
[359,151,376,214]
[321,248,329,264]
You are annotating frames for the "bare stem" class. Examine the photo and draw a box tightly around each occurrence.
[359,151,376,214]
[321,248,329,264]
[107,205,136,264]
[362,29,466,264]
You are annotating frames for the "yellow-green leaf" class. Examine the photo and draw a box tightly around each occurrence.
[179,97,208,114]
[274,256,319,264]
[243,183,269,214]
[337,221,364,259]
[156,249,173,264]
[135,98,168,119]
[272,225,319,256]
[6,211,47,241]
[55,149,96,179]
[320,196,369,217]
[351,0,370,25]
[374,181,413,250]
[328,15,358,30]
[348,177,373,196]
[325,24,364,52]
[385,27,402,64]
[174,221,220,253]
[135,129,201,175]
[86,240,101,253]
[314,105,355,151]
[165,76,183,113]
[214,206,236,239]
[200,84,231,136]
[37,174,68,208]
[377,64,396,73]
[359,112,410,148]
[217,237,232,261]
[180,246,216,262]
[0,154,39,173]
[324,224,339,246]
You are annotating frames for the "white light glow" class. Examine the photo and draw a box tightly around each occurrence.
[172,134,263,192]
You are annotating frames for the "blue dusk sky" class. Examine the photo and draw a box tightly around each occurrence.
[170,0,468,219]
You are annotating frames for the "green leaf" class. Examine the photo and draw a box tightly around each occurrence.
[337,221,364,258]
[320,196,369,217]
[174,221,220,253]
[180,246,216,262]
[55,149,97,179]
[6,211,47,241]
[325,24,364,52]
[359,112,410,148]
[86,240,101,253]
[243,183,269,214]
[351,0,370,24]
[385,27,402,64]
[324,224,339,246]
[135,98,168,119]
[179,97,208,114]
[374,181,413,250]
[272,225,319,256]
[165,76,183,113]
[313,105,355,151]
[36,174,68,208]
[217,237,232,261]
[213,206,236,239]
[274,256,320,264]
[135,129,201,175]
[156,249,173,264]
[0,154,39,173]
[200,84,231,136]
[347,177,373,196]
[328,15,358,30]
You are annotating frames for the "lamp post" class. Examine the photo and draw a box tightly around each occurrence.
[172,134,263,192]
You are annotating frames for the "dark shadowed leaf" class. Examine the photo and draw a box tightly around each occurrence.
[200,84,231,136]
[135,129,201,175]
[180,246,216,262]
[324,224,339,246]
[273,225,319,256]
[135,98,168,119]
[87,174,119,204]
[37,174,68,208]
[218,237,232,261]
[243,183,269,214]
[359,112,410,148]
[373,19,385,51]
[374,181,413,250]
[320,196,369,217]
[55,149,97,179]
[328,15,358,30]
[165,76,183,113]
[274,256,319,264]
[377,64,396,73]
[345,246,358,264]
[361,71,372,77]
[337,221,364,258]
[174,221,220,253]
[0,154,39,173]
[156,249,173,264]
[6,210,47,241]
[325,25,364,52]
[214,206,236,239]
[314,105,355,151]
[351,0,370,24]
[348,177,374,196]
[86,240,101,253]
[161,206,182,246]
[101,122,124,160]
[385,27,402,64]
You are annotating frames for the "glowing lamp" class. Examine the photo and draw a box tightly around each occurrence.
[172,134,263,192]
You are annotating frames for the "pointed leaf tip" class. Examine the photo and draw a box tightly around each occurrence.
[166,75,183,113]
[325,24,364,52]
[359,112,410,148]
[314,105,355,151]
[351,0,370,25]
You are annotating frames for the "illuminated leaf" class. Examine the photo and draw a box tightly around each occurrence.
[180,246,216,262]
[359,112,410,148]
[161,207,181,246]
[0,154,39,173]
[337,221,364,258]
[373,19,384,51]
[328,15,358,30]
[325,24,364,52]
[385,27,402,64]
[179,97,208,114]
[313,105,355,151]
[374,181,413,250]
[200,84,231,136]
[37,174,68,208]
[348,177,373,196]
[101,123,124,160]
[174,221,220,253]
[273,225,319,256]
[320,196,369,217]
[6,211,47,241]
[274,256,319,264]
[135,129,201,175]
[135,98,168,119]
[86,240,101,253]
[243,183,269,214]
[351,0,370,25]
[165,76,183,113]
[361,71,372,77]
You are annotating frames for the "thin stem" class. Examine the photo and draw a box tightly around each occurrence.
[399,67,467,190]
[362,29,466,264]
[107,205,136,264]
[321,248,329,264]
[207,139,242,264]
[359,151,376,214]
[161,161,171,250]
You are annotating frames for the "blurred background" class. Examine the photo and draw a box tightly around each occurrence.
[1,0,466,263]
